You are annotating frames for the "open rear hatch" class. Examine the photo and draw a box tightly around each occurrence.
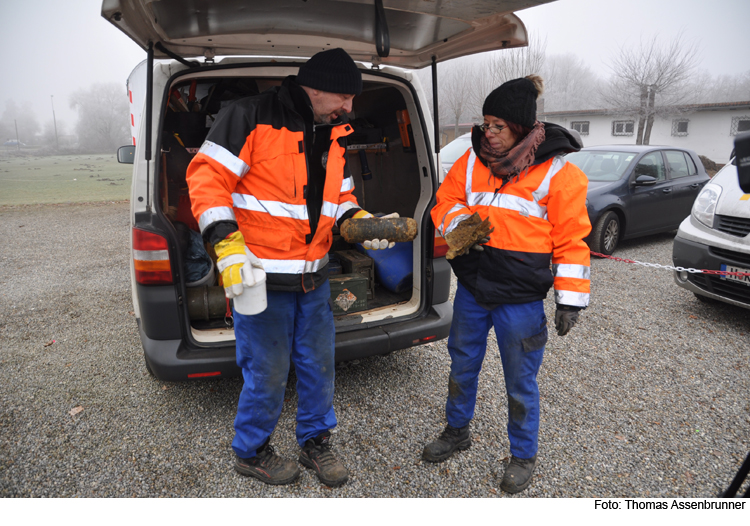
[109,0,555,344]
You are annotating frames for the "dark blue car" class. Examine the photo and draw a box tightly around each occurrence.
[565,145,710,255]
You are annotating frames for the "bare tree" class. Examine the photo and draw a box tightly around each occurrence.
[470,35,547,114]
[437,58,480,138]
[541,53,603,111]
[1,99,40,144]
[70,82,130,153]
[601,32,700,145]
[689,69,750,103]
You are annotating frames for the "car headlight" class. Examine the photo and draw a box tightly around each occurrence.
[691,183,722,228]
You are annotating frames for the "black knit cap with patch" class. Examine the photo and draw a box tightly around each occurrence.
[296,48,362,96]
[482,77,539,129]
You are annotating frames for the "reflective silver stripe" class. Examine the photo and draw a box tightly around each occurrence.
[259,254,329,274]
[444,213,471,236]
[336,201,359,221]
[465,151,477,195]
[133,249,169,261]
[232,193,308,220]
[532,156,565,204]
[469,192,547,219]
[439,205,468,235]
[340,177,354,193]
[464,154,569,221]
[321,200,339,219]
[552,263,591,280]
[199,206,236,233]
[199,140,250,178]
[554,289,589,308]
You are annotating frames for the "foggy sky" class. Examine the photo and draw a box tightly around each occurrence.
[1,0,749,133]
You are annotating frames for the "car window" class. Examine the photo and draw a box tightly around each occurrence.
[634,152,666,182]
[565,151,636,182]
[440,136,472,165]
[665,150,693,179]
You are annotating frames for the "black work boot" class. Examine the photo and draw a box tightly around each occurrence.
[422,423,471,462]
[234,440,300,485]
[500,454,537,494]
[299,431,349,487]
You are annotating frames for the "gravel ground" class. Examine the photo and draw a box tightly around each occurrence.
[0,201,748,498]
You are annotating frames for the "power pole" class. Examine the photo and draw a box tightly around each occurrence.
[14,119,20,152]
[51,95,59,150]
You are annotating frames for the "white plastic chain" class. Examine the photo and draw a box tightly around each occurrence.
[590,252,750,278]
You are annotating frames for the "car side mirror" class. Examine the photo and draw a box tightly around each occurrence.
[634,174,657,186]
[117,145,135,164]
[734,131,750,193]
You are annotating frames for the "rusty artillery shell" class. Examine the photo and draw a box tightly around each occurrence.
[340,217,418,244]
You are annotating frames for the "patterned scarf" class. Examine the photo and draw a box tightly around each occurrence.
[480,121,546,185]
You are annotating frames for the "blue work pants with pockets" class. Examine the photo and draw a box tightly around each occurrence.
[446,282,548,459]
[231,281,337,459]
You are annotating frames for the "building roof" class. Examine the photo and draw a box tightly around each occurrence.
[539,101,750,118]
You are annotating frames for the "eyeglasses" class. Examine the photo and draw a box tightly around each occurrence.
[478,123,507,134]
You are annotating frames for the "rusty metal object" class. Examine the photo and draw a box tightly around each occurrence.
[340,217,418,244]
[444,212,493,260]
[186,286,227,321]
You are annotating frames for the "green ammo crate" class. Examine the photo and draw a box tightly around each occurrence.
[329,274,369,315]
[334,249,374,299]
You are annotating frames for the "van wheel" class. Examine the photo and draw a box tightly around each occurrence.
[144,354,155,377]
[590,211,620,256]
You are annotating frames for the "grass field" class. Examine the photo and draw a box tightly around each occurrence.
[0,153,132,205]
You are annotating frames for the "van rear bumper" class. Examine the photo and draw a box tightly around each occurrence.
[139,301,453,381]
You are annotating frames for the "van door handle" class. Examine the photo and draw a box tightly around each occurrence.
[662,188,672,194]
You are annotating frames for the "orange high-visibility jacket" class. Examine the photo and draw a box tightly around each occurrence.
[187,79,361,291]
[432,141,591,307]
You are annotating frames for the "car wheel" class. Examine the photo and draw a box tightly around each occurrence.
[590,211,620,256]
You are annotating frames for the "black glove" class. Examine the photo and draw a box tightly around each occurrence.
[554,305,581,336]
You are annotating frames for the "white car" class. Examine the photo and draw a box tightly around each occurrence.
[439,132,472,181]
[672,160,750,308]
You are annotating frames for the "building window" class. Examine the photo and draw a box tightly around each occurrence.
[731,116,750,135]
[571,121,590,136]
[672,119,689,137]
[612,120,634,136]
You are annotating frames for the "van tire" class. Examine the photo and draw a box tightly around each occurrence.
[144,354,155,377]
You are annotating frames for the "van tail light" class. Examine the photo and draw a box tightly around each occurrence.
[433,229,449,258]
[133,228,173,285]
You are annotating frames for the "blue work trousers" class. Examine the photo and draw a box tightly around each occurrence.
[446,282,548,459]
[231,281,337,458]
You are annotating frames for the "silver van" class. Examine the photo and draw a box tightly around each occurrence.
[103,0,550,380]
[673,159,750,308]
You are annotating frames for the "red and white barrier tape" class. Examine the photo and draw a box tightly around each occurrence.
[590,252,750,278]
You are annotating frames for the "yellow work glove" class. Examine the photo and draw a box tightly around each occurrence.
[214,231,263,299]
[353,211,399,250]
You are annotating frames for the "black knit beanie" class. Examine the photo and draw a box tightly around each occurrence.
[296,48,362,96]
[482,77,539,129]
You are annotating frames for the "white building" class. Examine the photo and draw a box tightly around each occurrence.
[539,101,750,165]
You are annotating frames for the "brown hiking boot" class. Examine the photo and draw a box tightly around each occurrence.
[234,442,300,485]
[299,431,349,487]
[422,424,471,462]
[500,454,537,494]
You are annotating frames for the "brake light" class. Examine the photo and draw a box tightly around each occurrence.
[433,229,448,258]
[133,228,173,285]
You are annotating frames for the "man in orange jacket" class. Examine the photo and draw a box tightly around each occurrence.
[187,48,390,487]
[424,75,591,493]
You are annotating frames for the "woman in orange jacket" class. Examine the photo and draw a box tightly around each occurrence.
[424,75,591,493]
